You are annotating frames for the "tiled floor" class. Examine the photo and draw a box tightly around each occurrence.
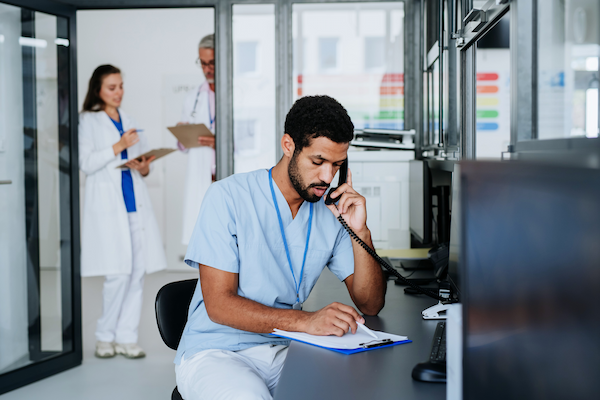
[1,269,198,400]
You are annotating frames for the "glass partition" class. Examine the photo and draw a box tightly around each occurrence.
[475,12,510,159]
[0,1,77,390]
[233,4,276,173]
[537,0,600,139]
[293,2,405,131]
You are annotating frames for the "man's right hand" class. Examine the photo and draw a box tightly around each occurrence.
[113,129,139,155]
[303,302,364,337]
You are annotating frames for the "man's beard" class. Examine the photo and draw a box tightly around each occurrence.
[288,152,329,203]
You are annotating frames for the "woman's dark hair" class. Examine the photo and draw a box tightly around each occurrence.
[284,95,354,154]
[82,64,121,111]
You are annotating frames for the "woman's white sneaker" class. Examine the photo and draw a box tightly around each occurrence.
[95,341,115,358]
[115,343,146,359]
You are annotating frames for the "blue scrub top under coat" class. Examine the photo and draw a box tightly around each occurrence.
[176,169,355,364]
[109,113,136,213]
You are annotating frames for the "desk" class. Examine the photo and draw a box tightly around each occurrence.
[274,269,446,400]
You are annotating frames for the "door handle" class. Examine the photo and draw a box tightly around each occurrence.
[0,180,12,185]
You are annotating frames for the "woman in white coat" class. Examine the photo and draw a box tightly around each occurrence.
[177,34,215,245]
[79,65,167,359]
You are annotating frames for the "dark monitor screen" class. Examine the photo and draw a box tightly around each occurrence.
[460,161,600,400]
[476,13,509,49]
[447,164,460,297]
[409,160,432,245]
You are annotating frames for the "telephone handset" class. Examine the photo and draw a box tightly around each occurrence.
[327,159,447,302]
[325,159,348,205]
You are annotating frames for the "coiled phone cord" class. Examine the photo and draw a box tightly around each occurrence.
[336,215,445,302]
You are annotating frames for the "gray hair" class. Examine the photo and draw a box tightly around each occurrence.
[198,34,214,50]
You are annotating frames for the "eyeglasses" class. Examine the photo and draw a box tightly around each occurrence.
[196,59,215,69]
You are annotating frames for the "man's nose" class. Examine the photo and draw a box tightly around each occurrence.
[318,164,335,184]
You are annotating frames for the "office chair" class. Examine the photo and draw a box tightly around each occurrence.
[155,278,198,400]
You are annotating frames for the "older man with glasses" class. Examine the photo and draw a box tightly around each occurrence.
[177,33,216,246]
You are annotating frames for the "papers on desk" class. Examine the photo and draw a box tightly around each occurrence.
[272,327,411,355]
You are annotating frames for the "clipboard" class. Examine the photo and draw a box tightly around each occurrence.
[116,148,176,169]
[167,123,214,149]
[271,328,411,355]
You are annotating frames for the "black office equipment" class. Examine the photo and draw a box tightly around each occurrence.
[327,158,445,301]
[412,164,461,374]
[336,213,445,301]
[400,258,433,270]
[412,321,447,383]
[447,166,461,299]
[324,159,348,205]
[395,278,437,286]
[461,162,600,400]
[409,160,432,246]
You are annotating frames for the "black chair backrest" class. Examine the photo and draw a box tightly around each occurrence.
[155,279,198,350]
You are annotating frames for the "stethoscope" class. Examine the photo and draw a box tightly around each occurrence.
[190,86,215,129]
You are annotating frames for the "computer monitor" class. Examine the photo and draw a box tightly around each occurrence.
[460,161,600,400]
[409,160,432,246]
[476,12,509,49]
[447,164,460,298]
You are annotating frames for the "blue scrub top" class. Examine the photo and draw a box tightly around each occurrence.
[110,115,136,213]
[175,169,355,364]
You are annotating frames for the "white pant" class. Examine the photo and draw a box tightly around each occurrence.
[175,344,289,400]
[95,212,145,344]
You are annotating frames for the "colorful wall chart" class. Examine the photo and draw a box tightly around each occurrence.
[475,49,511,159]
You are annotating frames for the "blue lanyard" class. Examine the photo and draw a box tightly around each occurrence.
[191,87,215,129]
[208,95,215,128]
[269,167,313,303]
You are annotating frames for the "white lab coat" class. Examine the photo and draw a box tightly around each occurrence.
[179,84,215,245]
[78,110,167,277]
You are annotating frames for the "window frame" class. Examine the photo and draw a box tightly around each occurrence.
[0,0,82,394]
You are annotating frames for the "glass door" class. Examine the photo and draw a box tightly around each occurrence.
[0,0,80,394]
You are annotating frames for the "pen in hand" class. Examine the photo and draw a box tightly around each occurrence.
[357,322,378,339]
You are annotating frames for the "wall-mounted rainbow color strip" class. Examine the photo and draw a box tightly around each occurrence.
[476,72,500,131]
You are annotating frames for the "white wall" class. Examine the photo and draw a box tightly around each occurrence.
[77,8,215,270]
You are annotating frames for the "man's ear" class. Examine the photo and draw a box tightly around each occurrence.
[281,134,295,158]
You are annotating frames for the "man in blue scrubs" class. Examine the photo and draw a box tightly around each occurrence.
[175,95,386,399]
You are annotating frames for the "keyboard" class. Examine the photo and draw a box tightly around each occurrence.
[429,321,446,363]
[411,321,447,382]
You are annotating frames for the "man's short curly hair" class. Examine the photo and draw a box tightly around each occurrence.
[284,95,354,154]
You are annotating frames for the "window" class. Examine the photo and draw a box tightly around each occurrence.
[293,2,405,131]
[475,13,510,159]
[234,119,257,154]
[365,37,386,70]
[537,0,600,139]
[232,4,276,173]
[0,3,79,389]
[319,37,339,70]
[236,41,258,75]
